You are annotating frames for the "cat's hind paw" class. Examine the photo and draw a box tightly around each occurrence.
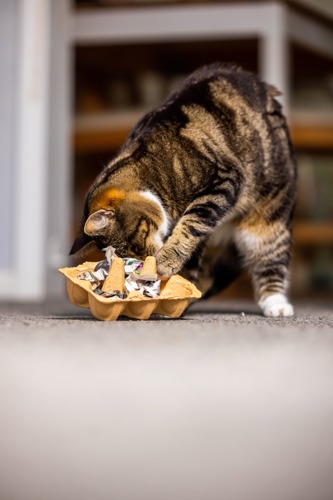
[259,293,294,317]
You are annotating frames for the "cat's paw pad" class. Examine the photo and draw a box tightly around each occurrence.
[259,294,294,317]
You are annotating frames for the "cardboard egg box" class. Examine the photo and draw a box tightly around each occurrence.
[59,256,201,321]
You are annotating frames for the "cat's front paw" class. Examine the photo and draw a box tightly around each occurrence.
[156,247,183,278]
[259,293,294,317]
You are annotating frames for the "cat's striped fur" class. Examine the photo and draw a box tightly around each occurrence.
[71,63,297,316]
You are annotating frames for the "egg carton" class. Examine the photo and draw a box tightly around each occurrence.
[59,256,201,320]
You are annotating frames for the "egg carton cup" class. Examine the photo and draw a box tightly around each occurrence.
[59,256,201,320]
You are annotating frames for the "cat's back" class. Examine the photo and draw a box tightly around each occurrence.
[127,62,280,144]
[167,62,276,112]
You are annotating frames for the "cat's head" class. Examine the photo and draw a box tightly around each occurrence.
[70,188,169,259]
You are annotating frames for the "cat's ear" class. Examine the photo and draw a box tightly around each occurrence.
[84,209,114,236]
[69,209,115,256]
[69,231,93,255]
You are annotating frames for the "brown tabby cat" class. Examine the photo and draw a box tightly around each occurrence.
[71,63,297,317]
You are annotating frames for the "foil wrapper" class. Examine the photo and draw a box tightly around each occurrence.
[77,247,160,299]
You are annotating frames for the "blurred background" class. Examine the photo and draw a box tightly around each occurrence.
[1,0,333,302]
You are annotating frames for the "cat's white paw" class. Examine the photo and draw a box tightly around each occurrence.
[259,293,294,317]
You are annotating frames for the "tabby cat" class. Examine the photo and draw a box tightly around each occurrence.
[71,63,297,317]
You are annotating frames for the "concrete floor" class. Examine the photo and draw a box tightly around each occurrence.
[1,299,333,500]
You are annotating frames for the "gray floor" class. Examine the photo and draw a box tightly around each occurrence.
[1,299,333,500]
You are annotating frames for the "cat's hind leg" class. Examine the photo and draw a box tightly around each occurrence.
[181,223,242,297]
[234,221,294,317]
[199,242,242,298]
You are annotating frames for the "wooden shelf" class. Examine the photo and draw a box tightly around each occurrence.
[293,222,333,245]
[291,125,333,150]
[74,109,145,153]
[290,110,333,150]
[74,109,333,153]
[74,127,128,153]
